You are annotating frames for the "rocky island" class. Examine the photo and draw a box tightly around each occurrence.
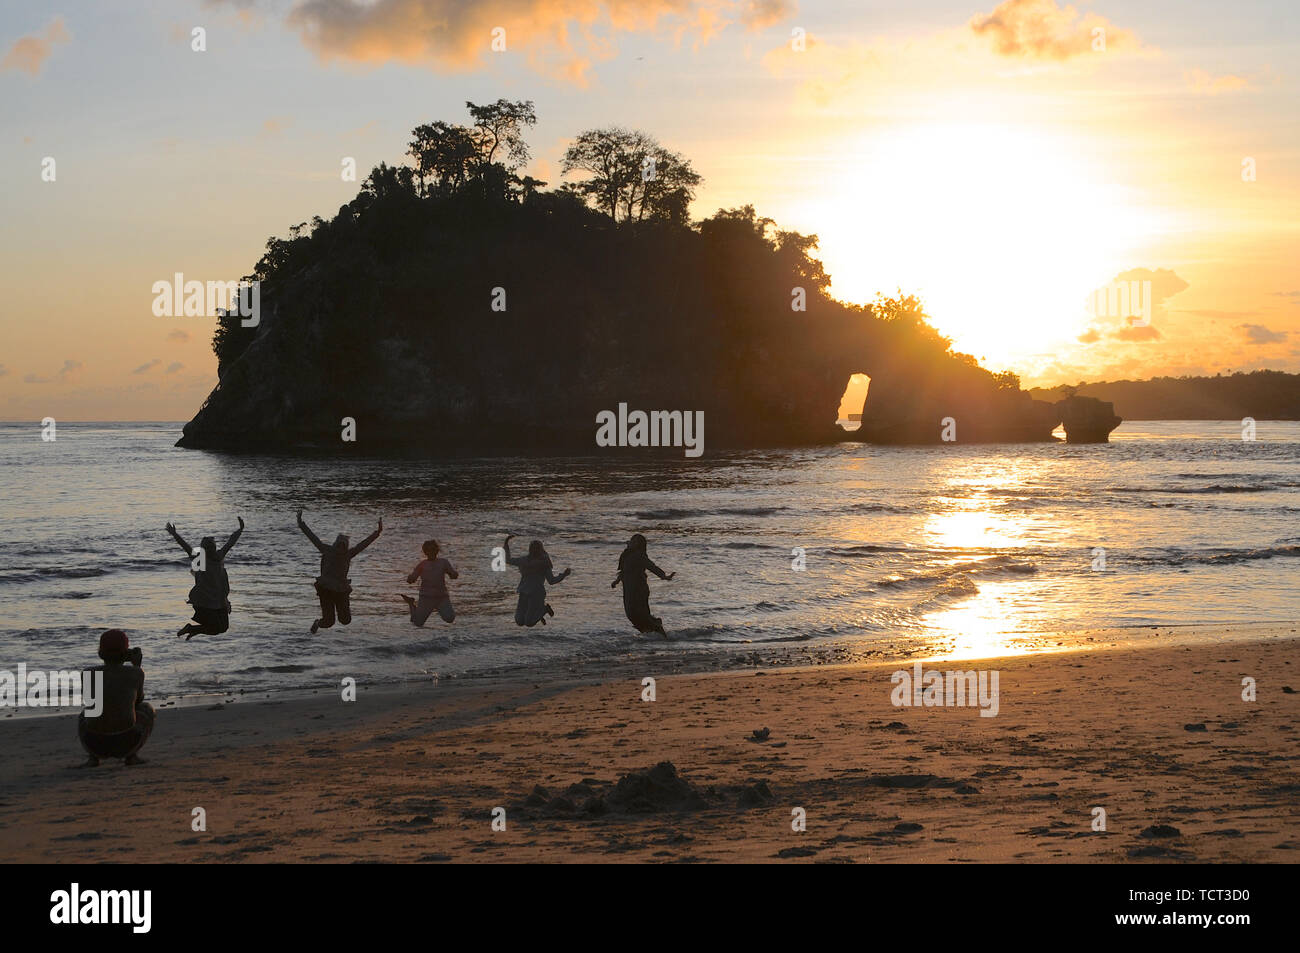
[177,103,1121,454]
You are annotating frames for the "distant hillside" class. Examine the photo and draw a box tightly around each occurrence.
[1029,372,1300,421]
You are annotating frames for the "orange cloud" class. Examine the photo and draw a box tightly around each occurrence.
[1,16,70,76]
[1185,69,1249,95]
[271,0,762,82]
[1077,268,1189,347]
[739,0,796,31]
[1238,324,1288,345]
[970,0,1135,61]
[1112,324,1161,342]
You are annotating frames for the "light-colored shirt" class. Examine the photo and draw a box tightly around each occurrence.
[509,552,564,595]
[409,557,457,601]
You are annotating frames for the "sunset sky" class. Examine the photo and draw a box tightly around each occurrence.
[2,0,1297,420]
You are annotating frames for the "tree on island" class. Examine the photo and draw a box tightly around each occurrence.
[561,127,701,224]
[407,99,537,200]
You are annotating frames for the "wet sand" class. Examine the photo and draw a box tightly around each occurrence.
[1,629,1297,863]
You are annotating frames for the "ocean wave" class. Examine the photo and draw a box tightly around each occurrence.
[989,497,1058,511]
[1117,482,1300,495]
[910,575,980,610]
[4,625,104,640]
[848,502,911,513]
[1174,472,1295,482]
[7,546,74,558]
[633,506,788,521]
[825,544,920,556]
[362,637,453,656]
[663,624,810,644]
[0,555,185,586]
[0,567,111,585]
[1134,544,1300,567]
[878,555,1038,588]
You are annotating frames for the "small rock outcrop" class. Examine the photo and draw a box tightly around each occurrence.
[1055,395,1122,443]
[853,354,1061,444]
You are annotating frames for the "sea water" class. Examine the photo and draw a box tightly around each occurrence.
[0,420,1296,703]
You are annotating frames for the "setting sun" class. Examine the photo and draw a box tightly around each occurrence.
[813,122,1160,373]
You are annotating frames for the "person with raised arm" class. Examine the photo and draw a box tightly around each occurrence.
[504,534,571,627]
[297,510,383,634]
[166,517,243,640]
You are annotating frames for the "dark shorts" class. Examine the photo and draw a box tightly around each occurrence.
[79,704,155,759]
[410,595,454,626]
[315,583,352,627]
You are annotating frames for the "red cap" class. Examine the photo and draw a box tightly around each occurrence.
[99,629,129,657]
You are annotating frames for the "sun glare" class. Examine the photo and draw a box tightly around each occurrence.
[812,123,1159,377]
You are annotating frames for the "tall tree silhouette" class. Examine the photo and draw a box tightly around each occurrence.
[561,127,701,223]
[407,122,477,197]
[466,99,536,169]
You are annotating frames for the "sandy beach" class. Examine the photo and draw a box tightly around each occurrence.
[2,628,1297,863]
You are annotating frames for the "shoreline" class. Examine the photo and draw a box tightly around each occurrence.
[3,620,1294,725]
[2,627,1296,863]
